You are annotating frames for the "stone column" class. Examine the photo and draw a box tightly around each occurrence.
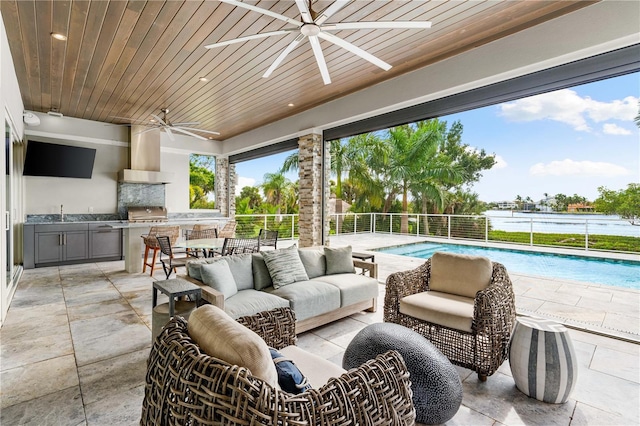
[298,133,329,247]
[215,157,230,217]
[228,163,236,217]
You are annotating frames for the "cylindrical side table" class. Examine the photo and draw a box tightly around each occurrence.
[509,316,578,404]
[152,278,202,339]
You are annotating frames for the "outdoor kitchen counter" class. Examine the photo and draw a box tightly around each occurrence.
[110,218,230,273]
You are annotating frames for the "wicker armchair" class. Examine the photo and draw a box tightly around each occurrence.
[141,308,416,425]
[384,257,516,381]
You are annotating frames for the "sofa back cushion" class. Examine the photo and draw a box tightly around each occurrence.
[252,253,273,290]
[224,253,254,291]
[188,305,278,387]
[200,261,238,299]
[429,252,492,299]
[298,249,326,279]
[262,245,309,289]
[324,246,355,275]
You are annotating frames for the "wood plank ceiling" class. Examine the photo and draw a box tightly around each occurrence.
[1,0,593,141]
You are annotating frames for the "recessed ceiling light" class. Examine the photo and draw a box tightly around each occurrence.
[149,119,156,123]
[208,136,215,140]
[199,77,209,82]
[288,103,295,107]
[50,32,67,41]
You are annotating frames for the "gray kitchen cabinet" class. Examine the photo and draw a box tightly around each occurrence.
[89,223,123,259]
[33,224,89,266]
[24,222,122,268]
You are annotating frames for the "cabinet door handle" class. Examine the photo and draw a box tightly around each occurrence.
[59,233,63,245]
[4,211,8,231]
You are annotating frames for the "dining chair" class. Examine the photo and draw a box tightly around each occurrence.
[186,227,218,258]
[141,225,180,276]
[220,237,261,256]
[156,235,190,279]
[258,229,279,250]
[217,221,237,238]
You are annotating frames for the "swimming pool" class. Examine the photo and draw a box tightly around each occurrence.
[377,242,640,290]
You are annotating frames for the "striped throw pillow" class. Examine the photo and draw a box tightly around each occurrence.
[262,245,309,289]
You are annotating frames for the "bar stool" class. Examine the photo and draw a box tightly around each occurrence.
[142,225,180,276]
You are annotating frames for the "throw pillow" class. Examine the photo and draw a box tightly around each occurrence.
[269,347,311,394]
[252,253,273,290]
[298,249,326,279]
[200,261,238,300]
[223,253,253,291]
[188,305,278,387]
[261,245,309,289]
[324,246,355,275]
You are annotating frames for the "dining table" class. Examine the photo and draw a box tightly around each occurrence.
[175,237,226,252]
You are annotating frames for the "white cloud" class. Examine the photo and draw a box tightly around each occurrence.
[529,159,631,177]
[493,155,508,169]
[235,176,257,195]
[498,90,638,132]
[602,123,632,135]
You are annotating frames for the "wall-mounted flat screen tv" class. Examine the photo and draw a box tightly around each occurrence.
[23,140,96,179]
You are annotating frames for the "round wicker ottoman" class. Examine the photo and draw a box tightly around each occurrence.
[343,322,462,425]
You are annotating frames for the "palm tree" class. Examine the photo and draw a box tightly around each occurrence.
[261,172,290,215]
[382,120,461,233]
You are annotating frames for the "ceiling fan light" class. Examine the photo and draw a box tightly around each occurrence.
[300,24,320,37]
[50,32,67,41]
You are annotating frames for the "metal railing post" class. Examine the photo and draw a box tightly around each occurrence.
[585,219,589,251]
[354,215,357,234]
[485,216,489,242]
[416,214,420,236]
[530,219,533,246]
[371,213,375,234]
[264,215,267,231]
[291,215,295,239]
[447,215,451,239]
[390,215,393,235]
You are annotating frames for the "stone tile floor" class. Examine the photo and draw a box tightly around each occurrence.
[1,234,639,425]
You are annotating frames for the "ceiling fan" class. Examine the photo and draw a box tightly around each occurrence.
[204,0,432,85]
[116,108,221,141]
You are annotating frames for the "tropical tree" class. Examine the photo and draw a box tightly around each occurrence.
[595,184,640,225]
[261,172,291,215]
[238,186,263,209]
[380,120,462,233]
[189,154,215,209]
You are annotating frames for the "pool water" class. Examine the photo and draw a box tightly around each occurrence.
[378,243,640,290]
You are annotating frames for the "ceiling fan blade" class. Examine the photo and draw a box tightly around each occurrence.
[219,0,302,27]
[171,122,201,126]
[174,127,220,136]
[204,29,295,49]
[134,127,160,136]
[151,113,167,126]
[317,31,391,71]
[263,33,305,78]
[110,115,148,123]
[163,127,175,141]
[308,36,331,85]
[322,21,432,30]
[171,127,208,140]
[294,0,313,23]
[315,0,350,25]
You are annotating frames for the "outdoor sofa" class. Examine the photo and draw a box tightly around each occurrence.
[181,244,379,333]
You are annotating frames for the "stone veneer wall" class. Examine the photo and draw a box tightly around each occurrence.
[216,158,236,217]
[298,133,329,247]
[117,183,165,219]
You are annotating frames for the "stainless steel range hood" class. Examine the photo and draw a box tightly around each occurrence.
[118,125,174,184]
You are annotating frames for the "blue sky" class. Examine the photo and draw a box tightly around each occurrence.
[235,72,639,203]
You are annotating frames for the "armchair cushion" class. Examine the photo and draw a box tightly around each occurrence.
[400,291,475,333]
[188,305,278,387]
[429,252,492,298]
[279,345,347,389]
[200,261,238,300]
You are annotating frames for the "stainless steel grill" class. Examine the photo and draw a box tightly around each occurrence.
[127,206,169,223]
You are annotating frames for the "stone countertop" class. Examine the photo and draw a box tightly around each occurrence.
[108,218,229,229]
